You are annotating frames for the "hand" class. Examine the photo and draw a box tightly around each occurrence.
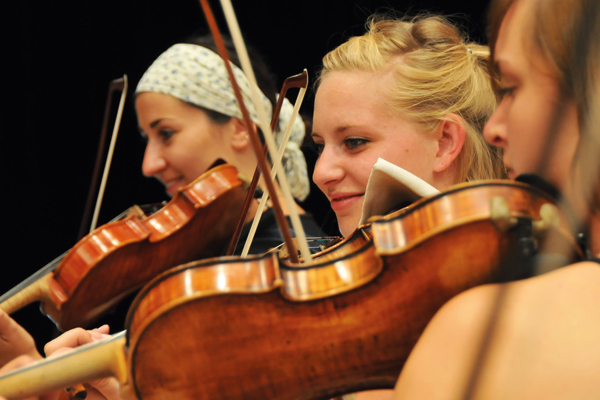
[0,354,60,400]
[0,310,42,367]
[0,326,125,400]
[44,326,123,400]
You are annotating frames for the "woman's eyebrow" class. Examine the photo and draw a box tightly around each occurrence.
[311,124,361,140]
[150,119,163,129]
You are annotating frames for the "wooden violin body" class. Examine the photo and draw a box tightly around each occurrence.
[122,180,582,400]
[0,181,583,400]
[0,163,247,331]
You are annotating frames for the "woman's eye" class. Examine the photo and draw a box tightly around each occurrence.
[311,142,324,155]
[158,129,176,141]
[344,138,368,150]
[498,86,515,99]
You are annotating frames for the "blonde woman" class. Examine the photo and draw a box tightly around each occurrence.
[0,14,505,400]
[312,15,505,237]
[312,14,505,399]
[394,0,600,399]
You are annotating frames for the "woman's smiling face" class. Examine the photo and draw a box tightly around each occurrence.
[312,70,439,237]
[136,92,233,197]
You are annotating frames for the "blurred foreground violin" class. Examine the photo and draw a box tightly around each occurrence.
[0,162,247,331]
[0,180,583,400]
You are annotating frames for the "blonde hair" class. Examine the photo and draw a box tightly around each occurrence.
[318,15,505,182]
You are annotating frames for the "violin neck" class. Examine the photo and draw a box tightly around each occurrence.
[0,271,58,315]
[0,332,129,400]
[0,250,68,304]
[0,206,146,316]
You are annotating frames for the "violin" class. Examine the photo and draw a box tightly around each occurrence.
[0,180,583,400]
[0,162,247,331]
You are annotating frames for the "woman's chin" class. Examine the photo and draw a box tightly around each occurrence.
[338,217,361,238]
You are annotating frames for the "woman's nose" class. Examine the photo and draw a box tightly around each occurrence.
[312,147,345,190]
[141,142,167,177]
[483,107,508,148]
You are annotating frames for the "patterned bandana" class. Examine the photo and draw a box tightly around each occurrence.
[136,43,309,201]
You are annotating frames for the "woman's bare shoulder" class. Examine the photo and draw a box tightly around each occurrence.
[394,262,600,400]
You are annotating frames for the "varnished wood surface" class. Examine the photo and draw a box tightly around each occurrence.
[1,164,247,331]
[371,180,575,255]
[0,181,583,400]
[123,181,581,400]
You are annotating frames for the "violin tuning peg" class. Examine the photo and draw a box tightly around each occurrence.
[532,203,560,235]
[490,196,518,232]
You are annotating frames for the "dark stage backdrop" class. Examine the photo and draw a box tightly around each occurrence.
[2,0,491,349]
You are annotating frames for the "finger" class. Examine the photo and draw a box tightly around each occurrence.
[45,326,112,359]
[91,377,122,400]
[44,328,95,356]
[90,325,110,335]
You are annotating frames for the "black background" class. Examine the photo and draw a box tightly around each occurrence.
[2,0,491,349]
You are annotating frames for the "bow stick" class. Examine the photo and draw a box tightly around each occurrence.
[240,71,309,257]
[77,76,128,238]
[226,70,309,256]
[199,0,312,263]
[241,71,309,257]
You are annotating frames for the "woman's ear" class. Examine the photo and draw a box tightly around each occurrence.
[229,118,253,151]
[433,114,466,172]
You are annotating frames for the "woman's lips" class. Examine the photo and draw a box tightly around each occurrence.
[329,193,365,212]
[164,178,184,196]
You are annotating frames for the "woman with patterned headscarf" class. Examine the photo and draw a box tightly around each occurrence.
[0,34,323,386]
[0,14,505,399]
[135,35,322,255]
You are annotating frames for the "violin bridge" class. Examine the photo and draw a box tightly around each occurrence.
[126,204,146,219]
